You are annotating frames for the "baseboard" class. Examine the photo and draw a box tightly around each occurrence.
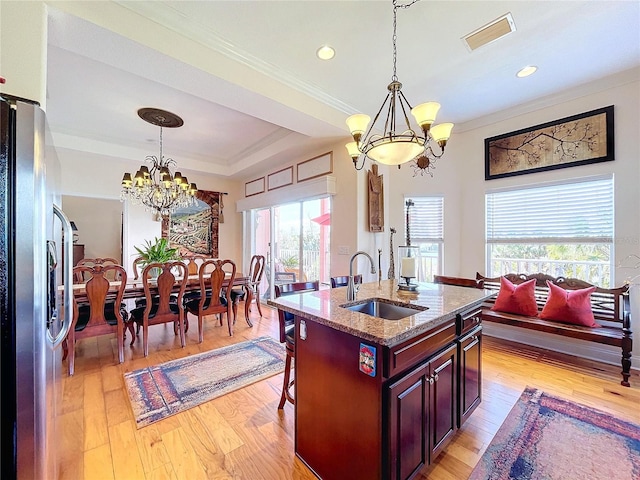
[482,323,639,372]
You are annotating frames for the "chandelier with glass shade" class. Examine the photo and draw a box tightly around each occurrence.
[345,0,454,176]
[121,108,197,217]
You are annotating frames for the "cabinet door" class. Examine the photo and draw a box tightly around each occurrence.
[429,344,458,461]
[458,327,482,427]
[388,363,429,480]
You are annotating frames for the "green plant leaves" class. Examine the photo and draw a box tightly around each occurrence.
[134,237,182,266]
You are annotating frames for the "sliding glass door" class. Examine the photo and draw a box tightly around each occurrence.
[250,196,330,301]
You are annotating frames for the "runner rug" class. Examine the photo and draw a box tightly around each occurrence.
[469,386,640,480]
[124,336,285,428]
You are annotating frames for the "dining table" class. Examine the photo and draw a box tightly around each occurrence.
[66,274,254,337]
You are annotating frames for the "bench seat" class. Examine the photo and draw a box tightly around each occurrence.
[476,272,632,387]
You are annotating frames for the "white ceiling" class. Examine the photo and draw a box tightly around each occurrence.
[45,1,640,181]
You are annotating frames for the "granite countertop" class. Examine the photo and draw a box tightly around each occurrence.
[267,280,494,347]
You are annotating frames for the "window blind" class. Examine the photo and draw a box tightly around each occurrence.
[486,177,613,244]
[406,196,444,242]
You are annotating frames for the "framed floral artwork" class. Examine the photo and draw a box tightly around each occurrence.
[485,105,614,180]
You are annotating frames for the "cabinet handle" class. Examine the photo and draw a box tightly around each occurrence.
[429,376,434,385]
[471,335,477,341]
[433,373,439,382]
[474,317,480,323]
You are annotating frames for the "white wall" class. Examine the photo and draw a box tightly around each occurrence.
[62,195,122,261]
[388,70,640,369]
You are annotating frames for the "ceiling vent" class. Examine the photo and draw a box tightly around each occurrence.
[462,13,516,52]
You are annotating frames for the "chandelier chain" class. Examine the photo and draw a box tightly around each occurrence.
[392,0,421,81]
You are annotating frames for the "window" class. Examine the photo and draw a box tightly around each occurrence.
[406,196,444,281]
[486,176,613,286]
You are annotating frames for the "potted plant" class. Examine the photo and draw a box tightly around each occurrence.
[134,237,182,277]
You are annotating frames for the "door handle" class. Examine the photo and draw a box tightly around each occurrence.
[48,204,73,349]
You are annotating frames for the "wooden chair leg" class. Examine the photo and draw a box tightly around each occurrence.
[67,331,76,376]
[227,311,233,336]
[178,316,186,347]
[128,321,137,346]
[117,323,124,364]
[278,351,294,409]
[255,287,263,317]
[142,322,149,357]
[198,313,204,343]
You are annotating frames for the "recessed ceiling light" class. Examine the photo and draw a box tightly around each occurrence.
[517,65,538,78]
[316,45,335,60]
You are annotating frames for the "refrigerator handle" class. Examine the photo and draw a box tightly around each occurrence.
[49,204,73,348]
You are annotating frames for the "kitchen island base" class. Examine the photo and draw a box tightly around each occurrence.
[294,305,483,480]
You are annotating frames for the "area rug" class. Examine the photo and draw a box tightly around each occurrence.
[469,387,640,480]
[124,336,285,428]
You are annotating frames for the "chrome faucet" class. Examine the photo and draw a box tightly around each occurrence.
[347,251,377,301]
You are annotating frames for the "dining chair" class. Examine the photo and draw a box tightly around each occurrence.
[185,259,237,340]
[63,264,128,375]
[129,261,188,356]
[230,254,265,320]
[275,280,320,409]
[330,274,362,288]
[75,257,120,283]
[182,254,209,276]
[132,256,145,280]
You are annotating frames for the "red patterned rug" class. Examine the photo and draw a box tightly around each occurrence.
[469,387,640,480]
[124,336,285,428]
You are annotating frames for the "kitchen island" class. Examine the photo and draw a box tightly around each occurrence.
[268,280,493,480]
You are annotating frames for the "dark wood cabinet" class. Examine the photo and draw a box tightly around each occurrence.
[73,244,84,267]
[458,326,482,427]
[387,344,458,480]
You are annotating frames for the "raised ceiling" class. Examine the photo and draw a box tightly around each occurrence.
[45,1,640,181]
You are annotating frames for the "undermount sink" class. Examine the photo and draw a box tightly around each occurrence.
[340,298,428,320]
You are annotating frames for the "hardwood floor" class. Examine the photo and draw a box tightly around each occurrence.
[58,303,640,480]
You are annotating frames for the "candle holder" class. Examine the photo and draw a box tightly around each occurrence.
[398,245,419,291]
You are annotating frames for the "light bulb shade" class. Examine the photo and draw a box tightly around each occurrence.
[174,171,183,184]
[139,165,150,176]
[411,102,440,127]
[345,141,360,159]
[121,173,132,187]
[367,138,424,166]
[346,114,371,137]
[430,122,454,143]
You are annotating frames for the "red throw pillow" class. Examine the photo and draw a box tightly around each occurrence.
[491,277,538,316]
[539,281,600,327]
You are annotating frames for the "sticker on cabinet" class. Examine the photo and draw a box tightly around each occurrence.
[359,343,376,377]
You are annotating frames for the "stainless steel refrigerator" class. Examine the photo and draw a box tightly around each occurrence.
[1,94,73,479]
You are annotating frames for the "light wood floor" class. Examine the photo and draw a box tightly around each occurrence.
[57,302,640,480]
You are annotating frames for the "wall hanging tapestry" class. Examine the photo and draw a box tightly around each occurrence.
[485,105,614,180]
[162,190,222,257]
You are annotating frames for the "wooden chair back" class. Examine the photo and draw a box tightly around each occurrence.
[275,281,320,344]
[197,259,237,313]
[75,257,120,283]
[141,261,188,325]
[132,256,144,280]
[330,275,362,288]
[67,264,127,375]
[248,255,266,284]
[183,255,209,276]
[433,275,483,289]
